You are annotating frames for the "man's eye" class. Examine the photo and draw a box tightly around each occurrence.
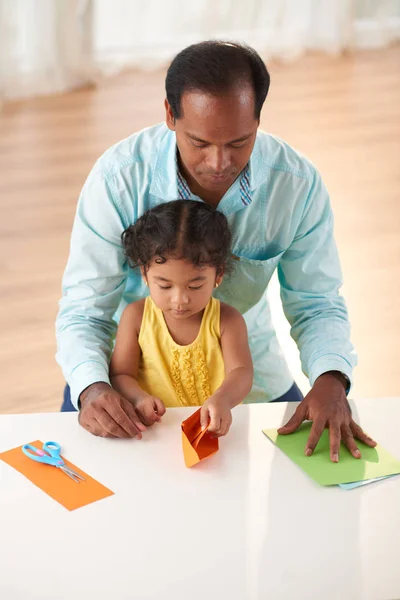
[230,142,247,148]
[192,142,208,148]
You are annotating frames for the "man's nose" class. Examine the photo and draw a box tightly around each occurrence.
[207,147,231,173]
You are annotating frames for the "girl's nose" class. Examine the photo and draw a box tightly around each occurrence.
[172,290,189,305]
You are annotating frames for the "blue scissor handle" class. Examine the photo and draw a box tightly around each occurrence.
[22,442,64,467]
[42,441,62,458]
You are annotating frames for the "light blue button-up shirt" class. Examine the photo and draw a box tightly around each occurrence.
[56,123,356,409]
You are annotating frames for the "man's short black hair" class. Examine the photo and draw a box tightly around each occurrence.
[165,40,270,120]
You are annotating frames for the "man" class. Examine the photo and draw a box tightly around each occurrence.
[56,41,376,461]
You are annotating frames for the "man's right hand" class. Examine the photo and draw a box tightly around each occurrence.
[78,382,147,439]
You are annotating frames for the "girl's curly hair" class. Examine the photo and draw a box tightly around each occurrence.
[122,200,232,274]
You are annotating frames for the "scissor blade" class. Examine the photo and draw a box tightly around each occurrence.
[60,467,81,483]
[62,466,85,481]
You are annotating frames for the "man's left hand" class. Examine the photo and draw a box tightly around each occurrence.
[278,372,377,462]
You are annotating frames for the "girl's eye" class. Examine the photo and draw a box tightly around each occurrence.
[188,285,203,290]
[158,285,172,290]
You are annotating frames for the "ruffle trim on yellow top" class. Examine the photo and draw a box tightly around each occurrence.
[137,297,225,407]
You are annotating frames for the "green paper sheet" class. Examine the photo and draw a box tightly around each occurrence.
[263,422,400,486]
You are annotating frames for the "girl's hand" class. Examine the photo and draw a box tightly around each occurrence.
[134,395,166,426]
[200,396,232,437]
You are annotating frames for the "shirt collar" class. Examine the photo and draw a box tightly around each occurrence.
[177,162,252,206]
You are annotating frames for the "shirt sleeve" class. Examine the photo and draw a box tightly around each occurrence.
[55,163,130,409]
[277,169,357,390]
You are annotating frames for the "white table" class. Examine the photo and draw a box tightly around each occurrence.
[1,399,399,600]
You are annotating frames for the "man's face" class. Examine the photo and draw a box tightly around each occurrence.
[165,86,259,196]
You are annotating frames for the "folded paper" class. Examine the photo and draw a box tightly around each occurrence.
[339,475,396,490]
[263,423,400,486]
[0,440,114,510]
[181,409,218,468]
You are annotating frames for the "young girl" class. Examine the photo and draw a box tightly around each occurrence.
[109,200,253,437]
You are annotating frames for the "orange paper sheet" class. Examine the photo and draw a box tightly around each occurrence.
[0,440,114,511]
[181,409,219,468]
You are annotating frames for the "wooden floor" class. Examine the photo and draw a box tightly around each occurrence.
[0,46,399,414]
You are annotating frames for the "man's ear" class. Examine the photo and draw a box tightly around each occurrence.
[165,99,176,131]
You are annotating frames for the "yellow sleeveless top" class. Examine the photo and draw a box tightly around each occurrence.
[137,297,225,407]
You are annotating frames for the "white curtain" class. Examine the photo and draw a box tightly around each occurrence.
[1,0,400,101]
[0,0,96,101]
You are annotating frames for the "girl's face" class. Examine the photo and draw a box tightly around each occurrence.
[143,258,223,320]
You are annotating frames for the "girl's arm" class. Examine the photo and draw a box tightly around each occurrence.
[200,303,253,436]
[110,301,165,424]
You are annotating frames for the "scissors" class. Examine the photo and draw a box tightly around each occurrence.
[22,441,85,483]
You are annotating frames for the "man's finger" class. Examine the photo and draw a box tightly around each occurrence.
[341,425,361,459]
[278,403,307,435]
[80,406,126,438]
[121,399,146,436]
[90,419,118,439]
[106,400,144,437]
[305,418,326,456]
[79,414,98,435]
[95,409,131,438]
[328,422,341,462]
[350,421,377,447]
